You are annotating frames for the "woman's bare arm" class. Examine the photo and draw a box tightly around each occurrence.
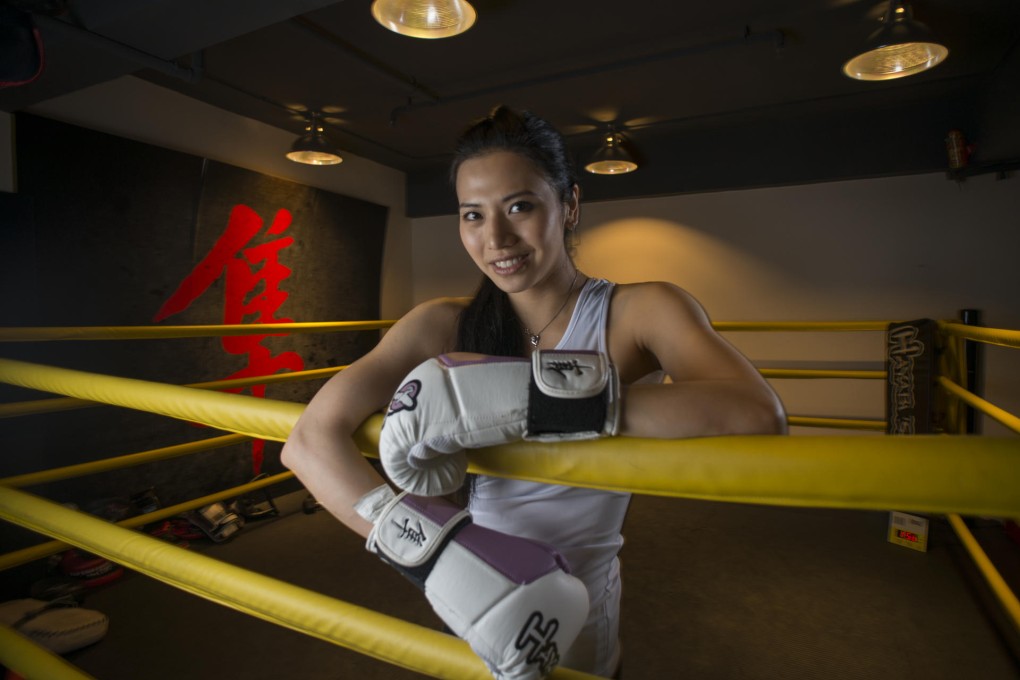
[280,299,463,538]
[611,282,787,438]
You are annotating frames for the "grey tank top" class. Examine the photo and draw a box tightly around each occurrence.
[469,276,631,588]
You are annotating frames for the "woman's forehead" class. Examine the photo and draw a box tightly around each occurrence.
[455,150,553,199]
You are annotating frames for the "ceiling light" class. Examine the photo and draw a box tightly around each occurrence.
[371,0,476,39]
[843,0,948,81]
[286,115,342,166]
[584,133,638,175]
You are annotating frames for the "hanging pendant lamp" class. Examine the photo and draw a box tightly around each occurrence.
[584,133,638,175]
[843,0,948,81]
[286,114,342,166]
[371,0,477,39]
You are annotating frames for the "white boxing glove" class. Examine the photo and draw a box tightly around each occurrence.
[355,485,589,680]
[379,350,620,496]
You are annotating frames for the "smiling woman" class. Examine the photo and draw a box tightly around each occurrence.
[456,150,582,345]
[281,105,786,679]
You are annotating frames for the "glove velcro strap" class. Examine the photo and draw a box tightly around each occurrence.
[370,493,471,590]
[526,349,618,439]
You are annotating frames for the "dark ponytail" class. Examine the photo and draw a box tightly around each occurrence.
[452,106,578,356]
[455,277,526,355]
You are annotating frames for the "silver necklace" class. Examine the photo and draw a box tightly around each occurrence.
[523,269,580,348]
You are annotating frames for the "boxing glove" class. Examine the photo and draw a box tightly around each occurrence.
[355,484,589,680]
[380,350,620,496]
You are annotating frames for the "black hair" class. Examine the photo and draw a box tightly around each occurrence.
[450,105,578,204]
[452,105,578,356]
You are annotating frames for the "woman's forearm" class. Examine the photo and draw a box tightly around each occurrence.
[281,425,386,539]
[619,380,787,439]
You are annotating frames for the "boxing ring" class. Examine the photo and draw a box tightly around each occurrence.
[0,318,1018,679]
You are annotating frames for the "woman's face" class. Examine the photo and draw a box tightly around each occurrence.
[456,150,578,296]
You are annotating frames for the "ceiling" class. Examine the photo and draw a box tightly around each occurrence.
[3,0,1020,216]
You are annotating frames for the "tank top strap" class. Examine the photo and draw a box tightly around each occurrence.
[558,277,614,353]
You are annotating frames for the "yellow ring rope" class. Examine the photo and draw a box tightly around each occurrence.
[2,358,1018,518]
[0,472,291,571]
[0,366,344,419]
[0,320,897,342]
[714,321,890,332]
[938,322,1020,350]
[0,358,303,442]
[786,416,887,431]
[0,321,396,342]
[946,514,1020,632]
[0,434,251,488]
[2,319,1017,678]
[0,486,599,680]
[0,625,99,680]
[467,435,1020,518]
[759,369,886,380]
[938,376,1020,435]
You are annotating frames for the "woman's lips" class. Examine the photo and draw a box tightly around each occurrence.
[491,254,527,275]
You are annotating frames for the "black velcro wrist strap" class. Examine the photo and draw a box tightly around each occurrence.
[526,377,608,436]
[524,350,618,440]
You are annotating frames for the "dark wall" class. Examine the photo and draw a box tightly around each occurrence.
[1,114,387,594]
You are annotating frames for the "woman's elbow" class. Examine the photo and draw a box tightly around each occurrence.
[746,394,788,435]
[280,428,316,473]
[279,438,300,472]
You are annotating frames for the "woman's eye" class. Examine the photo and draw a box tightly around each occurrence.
[509,201,533,214]
[461,210,481,221]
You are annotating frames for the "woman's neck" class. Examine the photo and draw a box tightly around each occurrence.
[511,267,586,350]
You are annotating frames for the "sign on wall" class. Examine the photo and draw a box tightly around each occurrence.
[3,114,387,507]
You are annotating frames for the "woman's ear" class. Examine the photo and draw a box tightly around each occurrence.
[564,184,581,229]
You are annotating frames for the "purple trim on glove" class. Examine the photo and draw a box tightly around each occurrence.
[437,354,529,368]
[456,524,570,584]
[403,494,467,525]
[405,494,571,584]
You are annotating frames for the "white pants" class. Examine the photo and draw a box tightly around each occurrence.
[559,557,622,678]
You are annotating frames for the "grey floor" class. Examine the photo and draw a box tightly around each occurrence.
[47,491,1020,679]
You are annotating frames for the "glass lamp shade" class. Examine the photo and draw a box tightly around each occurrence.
[584,134,638,175]
[286,129,342,166]
[843,1,948,81]
[371,0,476,39]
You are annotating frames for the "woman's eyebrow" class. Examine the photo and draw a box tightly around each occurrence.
[459,189,537,209]
[501,190,537,202]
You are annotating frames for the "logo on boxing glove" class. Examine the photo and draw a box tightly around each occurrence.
[392,515,428,547]
[543,358,593,379]
[515,611,562,676]
[387,379,421,416]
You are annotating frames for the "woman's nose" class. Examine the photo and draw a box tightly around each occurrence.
[485,215,515,249]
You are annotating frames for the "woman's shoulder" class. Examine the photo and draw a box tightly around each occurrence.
[406,296,472,321]
[611,280,706,320]
[606,281,713,378]
[384,296,470,356]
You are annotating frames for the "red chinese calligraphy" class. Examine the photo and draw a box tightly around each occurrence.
[155,205,304,474]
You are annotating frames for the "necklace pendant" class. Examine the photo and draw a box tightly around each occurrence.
[529,334,540,347]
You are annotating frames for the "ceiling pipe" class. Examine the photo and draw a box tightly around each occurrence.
[31,12,203,84]
[388,25,786,124]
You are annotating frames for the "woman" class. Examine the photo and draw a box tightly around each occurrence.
[281,106,787,678]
